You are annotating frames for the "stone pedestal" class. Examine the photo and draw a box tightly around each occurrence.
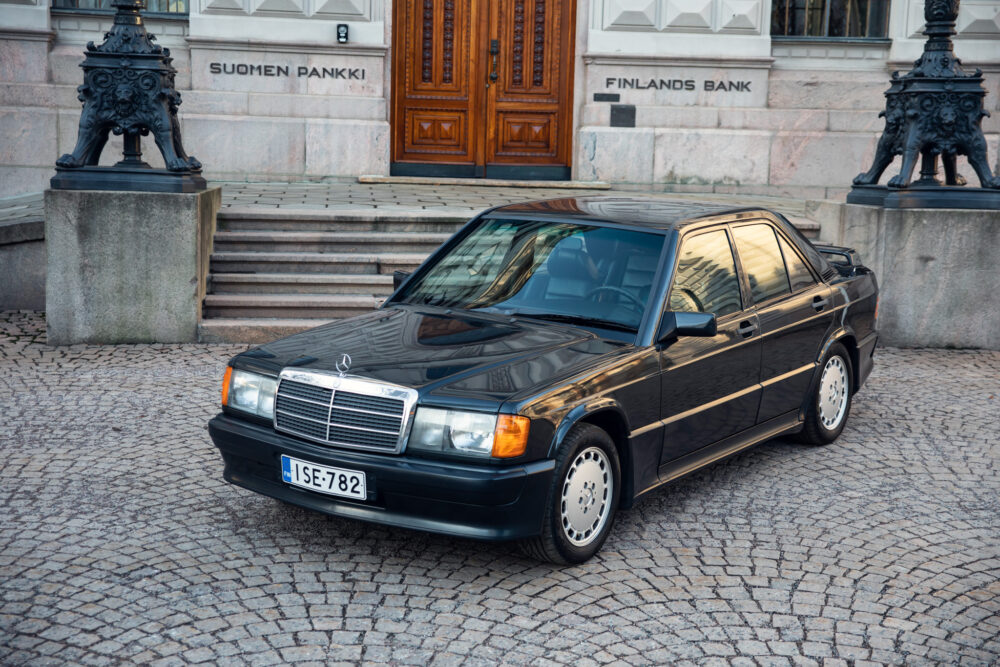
[44,187,221,344]
[832,204,1000,349]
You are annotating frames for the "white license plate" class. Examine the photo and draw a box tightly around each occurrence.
[280,455,366,501]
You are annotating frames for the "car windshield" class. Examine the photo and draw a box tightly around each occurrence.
[392,217,666,331]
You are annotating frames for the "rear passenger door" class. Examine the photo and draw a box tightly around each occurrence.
[730,222,835,423]
[658,226,762,463]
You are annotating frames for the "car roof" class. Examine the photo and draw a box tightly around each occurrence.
[485,195,771,231]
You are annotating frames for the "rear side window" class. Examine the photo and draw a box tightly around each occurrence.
[732,224,790,304]
[669,229,742,317]
[777,234,816,292]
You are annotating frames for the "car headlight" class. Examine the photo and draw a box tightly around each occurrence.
[222,367,277,419]
[408,407,529,458]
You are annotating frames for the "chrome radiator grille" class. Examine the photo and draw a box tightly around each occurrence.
[273,370,417,454]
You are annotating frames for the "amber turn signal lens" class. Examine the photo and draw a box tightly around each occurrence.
[221,366,232,406]
[492,415,530,458]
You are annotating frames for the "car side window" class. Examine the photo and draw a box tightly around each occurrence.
[777,234,816,292]
[668,229,742,317]
[732,224,791,304]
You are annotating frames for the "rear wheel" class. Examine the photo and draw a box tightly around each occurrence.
[519,423,621,564]
[799,342,853,445]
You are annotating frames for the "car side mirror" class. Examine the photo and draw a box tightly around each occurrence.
[657,311,717,343]
[393,270,411,291]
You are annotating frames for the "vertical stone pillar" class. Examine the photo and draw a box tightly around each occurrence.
[0,0,51,82]
[1,0,54,194]
[44,187,221,344]
[0,0,51,34]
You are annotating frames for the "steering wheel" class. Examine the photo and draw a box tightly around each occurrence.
[585,286,645,313]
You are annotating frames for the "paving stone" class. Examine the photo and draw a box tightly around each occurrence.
[0,311,998,665]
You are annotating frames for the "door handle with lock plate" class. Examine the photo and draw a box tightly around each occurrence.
[488,39,499,85]
[736,321,757,338]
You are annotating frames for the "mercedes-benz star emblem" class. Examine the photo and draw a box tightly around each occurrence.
[336,353,351,376]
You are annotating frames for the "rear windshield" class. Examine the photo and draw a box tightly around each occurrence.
[392,218,666,331]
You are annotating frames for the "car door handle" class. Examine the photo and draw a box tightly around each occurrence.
[736,321,757,338]
[812,296,829,311]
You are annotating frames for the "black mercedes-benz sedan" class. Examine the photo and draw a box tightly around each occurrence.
[209,197,879,563]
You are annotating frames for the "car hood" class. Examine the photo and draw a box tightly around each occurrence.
[236,306,628,408]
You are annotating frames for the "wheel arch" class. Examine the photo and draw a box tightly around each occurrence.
[550,401,634,510]
[825,330,860,391]
[800,330,859,420]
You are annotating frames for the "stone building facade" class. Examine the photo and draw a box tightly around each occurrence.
[1,0,998,199]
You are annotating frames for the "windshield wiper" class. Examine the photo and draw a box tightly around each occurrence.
[507,312,637,333]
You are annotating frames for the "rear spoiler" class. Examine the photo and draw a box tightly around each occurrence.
[813,243,866,276]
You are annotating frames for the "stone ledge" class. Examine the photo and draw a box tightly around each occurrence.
[198,317,331,343]
[0,218,44,245]
[186,37,388,56]
[359,175,611,190]
[0,28,55,42]
[219,207,477,222]
[583,53,774,69]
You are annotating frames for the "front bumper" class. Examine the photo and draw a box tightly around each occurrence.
[209,414,555,541]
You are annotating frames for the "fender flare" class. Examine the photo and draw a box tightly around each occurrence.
[547,397,632,460]
[799,327,857,421]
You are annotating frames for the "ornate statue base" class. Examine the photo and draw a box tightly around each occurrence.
[52,0,204,194]
[847,184,1000,209]
[848,0,999,210]
[51,165,207,193]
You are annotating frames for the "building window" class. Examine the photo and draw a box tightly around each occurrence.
[771,0,889,38]
[51,0,187,14]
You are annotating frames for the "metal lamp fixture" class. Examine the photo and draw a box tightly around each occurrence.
[52,0,206,193]
[847,0,1000,209]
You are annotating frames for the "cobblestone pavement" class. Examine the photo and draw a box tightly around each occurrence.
[1,310,998,666]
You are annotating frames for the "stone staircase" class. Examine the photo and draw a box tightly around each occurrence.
[198,206,821,344]
[198,208,473,343]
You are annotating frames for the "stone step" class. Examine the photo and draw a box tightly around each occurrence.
[783,217,821,239]
[209,251,427,275]
[212,230,451,254]
[217,207,474,233]
[203,294,383,320]
[199,317,334,344]
[358,175,611,189]
[209,272,395,295]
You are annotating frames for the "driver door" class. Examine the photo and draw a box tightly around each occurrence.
[658,226,762,464]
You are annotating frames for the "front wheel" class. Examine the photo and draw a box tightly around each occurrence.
[799,343,853,445]
[519,423,621,564]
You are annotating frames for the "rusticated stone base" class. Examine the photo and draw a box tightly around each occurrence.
[43,187,221,344]
[826,204,1000,349]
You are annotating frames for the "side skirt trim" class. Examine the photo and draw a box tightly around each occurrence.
[636,411,801,499]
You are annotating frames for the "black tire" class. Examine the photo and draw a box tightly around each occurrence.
[799,342,854,445]
[519,423,621,564]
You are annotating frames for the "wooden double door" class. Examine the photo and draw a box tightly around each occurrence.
[391,0,576,180]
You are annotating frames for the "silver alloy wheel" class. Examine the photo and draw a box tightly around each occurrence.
[818,355,849,430]
[560,446,613,547]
